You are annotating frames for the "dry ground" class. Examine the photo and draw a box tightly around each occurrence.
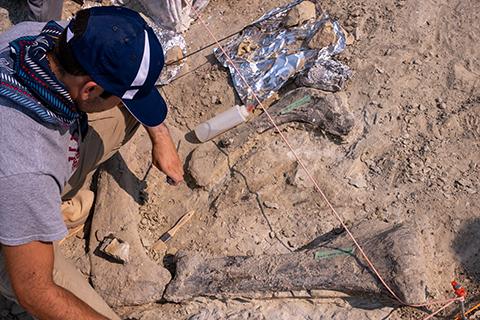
[0,0,479,319]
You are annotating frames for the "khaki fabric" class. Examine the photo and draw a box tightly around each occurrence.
[61,189,95,228]
[63,105,140,200]
[61,105,139,226]
[0,105,140,319]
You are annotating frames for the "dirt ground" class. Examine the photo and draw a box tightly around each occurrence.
[0,0,479,319]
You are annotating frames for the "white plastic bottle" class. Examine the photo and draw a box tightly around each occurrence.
[194,105,250,142]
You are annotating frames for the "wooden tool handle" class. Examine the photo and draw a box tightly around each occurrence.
[167,210,195,237]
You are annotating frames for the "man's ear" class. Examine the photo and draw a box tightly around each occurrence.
[79,80,101,101]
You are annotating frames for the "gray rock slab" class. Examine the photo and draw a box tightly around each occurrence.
[126,296,396,320]
[89,153,171,307]
[188,142,230,189]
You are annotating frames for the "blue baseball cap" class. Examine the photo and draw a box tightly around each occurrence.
[66,6,167,127]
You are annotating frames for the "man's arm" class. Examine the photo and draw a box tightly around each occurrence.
[2,241,108,320]
[145,123,184,185]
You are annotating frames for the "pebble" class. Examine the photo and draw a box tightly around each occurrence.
[435,97,446,109]
[348,174,367,189]
[453,219,461,228]
[263,201,279,209]
[455,178,470,187]
[284,1,316,27]
[141,237,152,248]
[211,95,221,104]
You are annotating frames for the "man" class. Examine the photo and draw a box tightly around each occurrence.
[0,6,184,319]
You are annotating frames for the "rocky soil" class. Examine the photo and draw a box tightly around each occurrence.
[0,0,479,319]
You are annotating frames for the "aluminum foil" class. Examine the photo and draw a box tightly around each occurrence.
[296,58,352,92]
[141,14,187,85]
[214,0,351,107]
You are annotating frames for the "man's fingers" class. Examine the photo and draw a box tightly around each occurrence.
[166,176,178,185]
[165,166,184,185]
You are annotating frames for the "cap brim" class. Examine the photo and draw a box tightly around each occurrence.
[122,89,168,127]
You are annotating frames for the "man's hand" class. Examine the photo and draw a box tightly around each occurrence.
[145,123,184,185]
[2,242,108,320]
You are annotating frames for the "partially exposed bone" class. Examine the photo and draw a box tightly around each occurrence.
[217,88,356,153]
[253,88,355,137]
[164,221,428,305]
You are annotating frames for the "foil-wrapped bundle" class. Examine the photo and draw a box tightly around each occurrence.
[214,0,352,107]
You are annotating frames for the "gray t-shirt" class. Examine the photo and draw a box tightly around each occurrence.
[0,22,77,246]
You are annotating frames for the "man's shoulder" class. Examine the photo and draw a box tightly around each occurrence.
[0,22,44,50]
[0,21,68,50]
[0,101,68,178]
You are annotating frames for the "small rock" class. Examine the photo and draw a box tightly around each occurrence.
[450,63,477,92]
[188,143,230,188]
[454,178,470,187]
[354,26,362,40]
[288,165,314,189]
[263,201,279,209]
[273,291,293,298]
[341,26,355,45]
[269,231,276,239]
[237,38,258,56]
[348,174,367,189]
[211,95,221,105]
[308,21,337,49]
[453,219,461,228]
[435,97,446,109]
[141,237,152,248]
[99,236,130,264]
[164,46,184,65]
[284,1,316,27]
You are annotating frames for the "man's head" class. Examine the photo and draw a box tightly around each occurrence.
[53,6,167,126]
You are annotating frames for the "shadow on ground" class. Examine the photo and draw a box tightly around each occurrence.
[453,218,480,283]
